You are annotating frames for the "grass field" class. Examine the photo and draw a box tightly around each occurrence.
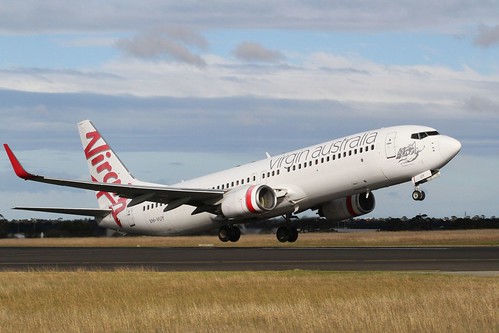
[1,229,498,247]
[0,270,497,333]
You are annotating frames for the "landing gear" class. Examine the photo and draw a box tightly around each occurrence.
[412,187,426,201]
[276,225,299,243]
[218,225,241,242]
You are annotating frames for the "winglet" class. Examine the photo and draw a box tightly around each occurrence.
[3,144,35,180]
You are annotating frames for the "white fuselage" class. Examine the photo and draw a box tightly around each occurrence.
[98,125,461,235]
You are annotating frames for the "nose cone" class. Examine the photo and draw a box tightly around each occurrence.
[440,136,461,163]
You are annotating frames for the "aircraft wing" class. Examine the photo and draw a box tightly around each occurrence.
[13,207,112,217]
[4,144,224,209]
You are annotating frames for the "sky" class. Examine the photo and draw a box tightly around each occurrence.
[1,1,498,220]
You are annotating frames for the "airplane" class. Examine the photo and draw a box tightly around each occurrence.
[4,120,461,243]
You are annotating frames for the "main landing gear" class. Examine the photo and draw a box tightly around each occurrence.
[276,225,298,243]
[218,225,241,242]
[276,213,299,243]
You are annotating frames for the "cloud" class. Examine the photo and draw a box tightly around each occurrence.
[463,96,499,113]
[1,1,499,33]
[233,42,284,63]
[474,25,499,47]
[115,27,207,67]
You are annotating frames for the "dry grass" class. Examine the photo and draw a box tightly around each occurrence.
[0,270,497,333]
[0,229,498,247]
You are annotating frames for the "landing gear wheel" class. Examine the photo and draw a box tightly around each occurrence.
[287,227,299,243]
[228,226,241,242]
[276,226,299,243]
[219,225,241,243]
[276,226,289,243]
[218,226,231,242]
[412,190,426,201]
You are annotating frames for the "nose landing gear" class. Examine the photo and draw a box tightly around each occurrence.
[412,185,426,201]
[411,169,441,201]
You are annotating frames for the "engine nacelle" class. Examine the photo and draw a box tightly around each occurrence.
[220,185,277,218]
[319,192,375,221]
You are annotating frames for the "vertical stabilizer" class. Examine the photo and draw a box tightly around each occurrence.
[77,120,135,214]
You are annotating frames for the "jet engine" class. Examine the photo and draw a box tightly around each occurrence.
[318,192,375,221]
[220,185,277,218]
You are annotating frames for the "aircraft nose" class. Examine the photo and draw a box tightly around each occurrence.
[440,135,461,163]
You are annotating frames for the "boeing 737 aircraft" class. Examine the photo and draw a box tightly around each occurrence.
[4,120,461,242]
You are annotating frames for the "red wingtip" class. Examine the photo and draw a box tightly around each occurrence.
[3,144,34,180]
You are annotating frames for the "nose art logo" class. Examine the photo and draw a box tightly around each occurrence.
[85,131,127,227]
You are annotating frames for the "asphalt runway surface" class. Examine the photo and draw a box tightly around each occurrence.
[0,246,498,272]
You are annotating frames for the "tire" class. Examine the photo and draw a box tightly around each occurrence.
[229,226,241,242]
[420,191,426,201]
[218,226,231,242]
[287,227,299,243]
[412,190,422,201]
[276,226,289,243]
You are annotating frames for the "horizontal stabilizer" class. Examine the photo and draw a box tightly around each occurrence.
[14,207,112,217]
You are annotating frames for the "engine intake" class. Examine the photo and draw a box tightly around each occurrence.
[319,192,375,221]
[221,185,277,219]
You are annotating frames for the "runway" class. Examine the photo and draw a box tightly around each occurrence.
[0,246,498,272]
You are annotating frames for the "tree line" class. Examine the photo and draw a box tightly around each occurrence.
[0,214,498,238]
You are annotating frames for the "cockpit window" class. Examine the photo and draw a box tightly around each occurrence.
[411,131,440,140]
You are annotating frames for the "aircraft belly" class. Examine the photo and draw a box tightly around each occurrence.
[125,204,220,236]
